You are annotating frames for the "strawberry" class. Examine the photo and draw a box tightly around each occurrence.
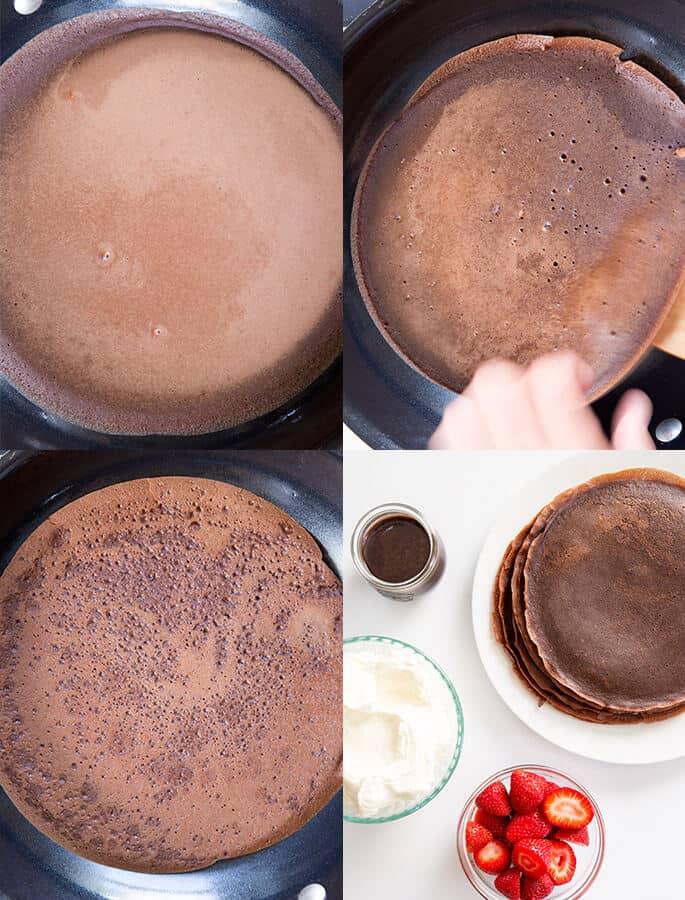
[505,811,551,843]
[494,868,522,899]
[548,839,576,885]
[475,808,509,838]
[521,874,554,900]
[511,838,553,879]
[542,787,594,829]
[552,825,590,846]
[510,769,547,814]
[543,780,560,796]
[465,821,492,853]
[476,780,513,817]
[474,839,511,874]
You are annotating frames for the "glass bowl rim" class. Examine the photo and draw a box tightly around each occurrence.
[343,634,465,823]
[456,764,606,899]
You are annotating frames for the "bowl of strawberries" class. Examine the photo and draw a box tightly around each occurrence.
[457,765,605,899]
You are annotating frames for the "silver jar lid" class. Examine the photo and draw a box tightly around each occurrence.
[350,503,443,600]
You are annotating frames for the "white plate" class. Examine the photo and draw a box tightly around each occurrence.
[472,451,685,765]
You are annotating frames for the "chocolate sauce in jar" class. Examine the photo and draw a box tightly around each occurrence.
[362,516,431,583]
[351,504,444,600]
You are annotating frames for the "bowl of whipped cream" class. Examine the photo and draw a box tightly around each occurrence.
[343,635,464,823]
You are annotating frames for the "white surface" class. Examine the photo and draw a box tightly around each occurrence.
[343,423,371,451]
[473,451,685,765]
[343,451,685,900]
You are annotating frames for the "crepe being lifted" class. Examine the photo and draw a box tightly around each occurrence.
[0,477,342,872]
[494,468,685,724]
[352,34,685,399]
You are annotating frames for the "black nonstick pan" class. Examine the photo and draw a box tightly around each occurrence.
[343,0,685,449]
[0,0,342,451]
[0,449,342,900]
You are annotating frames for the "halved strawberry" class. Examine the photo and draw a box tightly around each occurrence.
[509,769,547,814]
[474,839,511,874]
[542,787,594,829]
[505,811,551,843]
[548,839,576,885]
[476,780,513,817]
[475,808,509,838]
[511,838,553,879]
[494,868,522,899]
[465,821,492,853]
[543,780,560,796]
[521,874,554,900]
[551,825,589,846]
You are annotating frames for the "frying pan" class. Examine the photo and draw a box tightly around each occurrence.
[343,0,685,449]
[0,449,342,900]
[0,0,342,451]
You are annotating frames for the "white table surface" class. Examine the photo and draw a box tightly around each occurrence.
[343,450,685,900]
[343,423,371,451]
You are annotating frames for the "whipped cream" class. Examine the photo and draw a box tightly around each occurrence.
[343,640,458,819]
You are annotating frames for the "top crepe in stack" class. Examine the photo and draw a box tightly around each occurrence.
[493,468,685,724]
[352,34,685,400]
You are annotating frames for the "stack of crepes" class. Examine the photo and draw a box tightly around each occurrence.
[494,468,685,724]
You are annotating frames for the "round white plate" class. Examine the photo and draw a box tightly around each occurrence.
[472,450,685,765]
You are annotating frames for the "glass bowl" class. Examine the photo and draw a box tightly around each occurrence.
[343,635,465,823]
[457,765,605,899]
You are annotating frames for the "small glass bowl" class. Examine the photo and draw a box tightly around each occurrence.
[343,635,465,824]
[457,765,605,899]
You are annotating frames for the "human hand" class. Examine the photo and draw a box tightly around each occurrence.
[428,352,655,450]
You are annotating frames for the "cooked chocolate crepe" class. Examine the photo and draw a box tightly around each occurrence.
[493,469,685,723]
[0,477,342,872]
[353,35,685,399]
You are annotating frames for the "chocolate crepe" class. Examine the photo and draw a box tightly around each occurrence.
[0,24,342,434]
[353,35,685,399]
[494,469,685,723]
[0,477,342,872]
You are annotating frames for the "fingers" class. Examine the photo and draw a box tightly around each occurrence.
[610,389,655,450]
[428,394,492,449]
[526,353,610,449]
[463,359,547,449]
[429,352,654,450]
[428,351,651,450]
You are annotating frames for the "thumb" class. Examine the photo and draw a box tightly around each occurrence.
[610,390,655,450]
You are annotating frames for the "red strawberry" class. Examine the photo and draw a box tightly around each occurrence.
[511,838,553,879]
[552,825,590,846]
[494,868,522,899]
[543,780,560,796]
[465,821,492,853]
[476,780,513,817]
[548,839,576,885]
[509,769,547,814]
[521,874,554,900]
[505,811,551,843]
[474,839,511,874]
[542,787,594,829]
[475,808,509,838]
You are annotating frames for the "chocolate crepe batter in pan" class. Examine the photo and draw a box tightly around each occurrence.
[0,477,342,872]
[0,25,342,434]
[353,35,685,399]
